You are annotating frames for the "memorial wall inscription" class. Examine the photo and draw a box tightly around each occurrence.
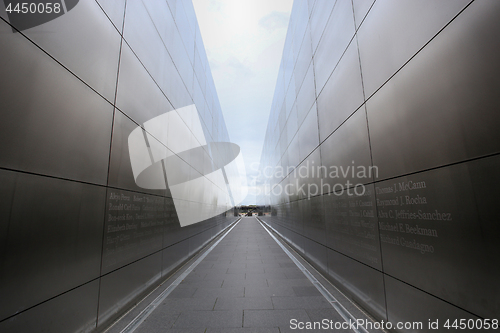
[325,184,381,270]
[376,178,445,256]
[373,162,498,317]
[102,189,166,274]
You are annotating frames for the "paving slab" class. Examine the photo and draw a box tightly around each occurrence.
[118,218,383,333]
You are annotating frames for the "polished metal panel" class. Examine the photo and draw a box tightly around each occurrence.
[115,43,175,125]
[101,188,165,275]
[288,134,300,170]
[96,0,126,32]
[297,104,319,163]
[295,64,316,128]
[2,0,121,102]
[385,276,478,333]
[357,0,470,98]
[189,229,210,256]
[327,249,386,320]
[0,0,239,329]
[0,19,113,185]
[162,197,188,248]
[289,200,303,234]
[351,0,375,29]
[324,184,381,270]
[316,41,364,142]
[0,280,99,333]
[319,108,373,192]
[194,52,207,95]
[107,110,169,196]
[308,0,336,53]
[302,195,326,246]
[259,0,500,324]
[286,104,299,143]
[367,0,500,180]
[98,253,163,328]
[169,27,195,101]
[376,158,499,318]
[123,0,171,87]
[162,239,191,277]
[0,170,15,265]
[293,22,313,94]
[175,2,196,66]
[303,236,328,274]
[296,148,323,201]
[0,172,105,321]
[312,0,355,94]
[284,78,296,118]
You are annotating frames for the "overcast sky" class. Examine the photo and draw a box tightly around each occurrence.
[192,0,293,205]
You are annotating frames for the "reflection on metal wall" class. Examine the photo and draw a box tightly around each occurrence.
[257,0,500,330]
[0,0,244,331]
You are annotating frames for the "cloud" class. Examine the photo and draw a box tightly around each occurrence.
[259,11,289,32]
[192,0,293,203]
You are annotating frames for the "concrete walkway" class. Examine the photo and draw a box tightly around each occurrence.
[123,218,359,332]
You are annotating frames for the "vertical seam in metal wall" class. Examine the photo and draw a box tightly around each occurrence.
[97,0,128,327]
[350,0,389,322]
[353,0,477,323]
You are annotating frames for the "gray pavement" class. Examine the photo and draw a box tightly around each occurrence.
[127,218,360,332]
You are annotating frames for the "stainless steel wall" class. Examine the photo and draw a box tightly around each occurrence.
[258,0,500,330]
[0,0,238,332]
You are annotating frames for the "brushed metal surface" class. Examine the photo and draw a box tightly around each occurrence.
[302,195,326,246]
[98,253,163,328]
[296,62,316,127]
[0,172,105,321]
[296,148,323,201]
[324,184,382,270]
[123,0,171,89]
[303,236,328,274]
[96,0,126,32]
[319,108,373,193]
[0,19,113,185]
[162,197,188,248]
[285,77,296,119]
[288,133,300,170]
[316,41,364,142]
[313,0,355,94]
[385,276,478,333]
[0,280,99,333]
[297,103,319,163]
[169,27,195,101]
[174,0,196,65]
[376,157,500,318]
[2,0,121,102]
[366,0,500,180]
[357,0,471,98]
[162,239,191,277]
[0,170,15,269]
[101,188,165,275]
[107,110,169,196]
[352,0,375,29]
[115,43,175,125]
[286,103,299,144]
[327,249,386,320]
[309,0,336,53]
[293,20,313,94]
